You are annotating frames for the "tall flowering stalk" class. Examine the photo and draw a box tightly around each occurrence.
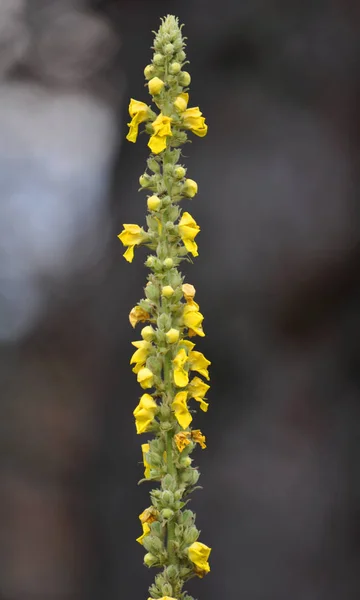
[118,15,211,600]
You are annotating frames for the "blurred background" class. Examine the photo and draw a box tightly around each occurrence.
[1,0,360,598]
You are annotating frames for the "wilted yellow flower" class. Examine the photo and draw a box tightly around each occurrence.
[191,429,206,449]
[141,443,151,478]
[183,178,198,198]
[139,506,159,525]
[118,224,146,263]
[174,431,191,452]
[172,391,192,429]
[148,113,172,154]
[178,212,200,257]
[129,306,150,328]
[172,348,189,387]
[189,350,210,379]
[174,92,189,112]
[137,367,154,389]
[148,76,164,95]
[182,107,208,137]
[188,377,209,412]
[126,99,150,143]
[182,283,196,300]
[183,301,205,337]
[136,521,151,545]
[133,394,157,434]
[188,541,211,577]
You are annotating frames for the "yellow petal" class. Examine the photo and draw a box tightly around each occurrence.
[174,431,191,452]
[129,306,150,328]
[141,443,151,478]
[172,391,192,429]
[137,367,154,389]
[136,522,151,545]
[123,245,135,262]
[148,133,168,154]
[188,541,211,577]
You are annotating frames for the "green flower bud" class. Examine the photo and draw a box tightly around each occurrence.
[161,285,174,298]
[159,404,171,419]
[183,526,199,545]
[145,283,159,302]
[183,178,198,197]
[163,257,173,268]
[143,535,163,554]
[139,174,152,188]
[177,50,186,61]
[162,474,177,491]
[144,64,155,80]
[161,490,174,506]
[144,552,158,567]
[147,157,160,173]
[161,583,174,597]
[145,255,156,268]
[179,456,192,468]
[153,53,164,65]
[179,71,191,86]
[164,43,174,55]
[147,195,161,211]
[141,325,155,341]
[157,313,172,330]
[169,61,181,74]
[174,165,186,179]
[161,508,174,520]
[165,328,180,343]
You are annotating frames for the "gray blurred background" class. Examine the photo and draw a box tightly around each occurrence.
[1,0,360,598]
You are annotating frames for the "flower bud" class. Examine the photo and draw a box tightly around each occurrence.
[145,283,159,302]
[153,53,164,65]
[164,43,174,55]
[177,50,186,61]
[144,64,155,80]
[145,255,156,268]
[183,178,198,198]
[174,95,187,112]
[166,328,180,344]
[180,71,191,86]
[147,195,161,211]
[144,552,158,567]
[139,174,152,188]
[147,157,160,173]
[161,583,174,597]
[161,490,174,506]
[157,313,172,330]
[163,258,173,268]
[169,61,181,74]
[148,77,164,95]
[174,166,186,179]
[161,508,174,520]
[161,285,174,298]
[141,326,155,341]
[183,526,199,545]
[179,456,192,468]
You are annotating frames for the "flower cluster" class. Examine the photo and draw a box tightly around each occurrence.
[118,15,211,600]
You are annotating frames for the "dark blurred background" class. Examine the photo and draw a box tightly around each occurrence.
[1,0,360,598]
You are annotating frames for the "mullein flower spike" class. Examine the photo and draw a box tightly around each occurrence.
[118,15,211,600]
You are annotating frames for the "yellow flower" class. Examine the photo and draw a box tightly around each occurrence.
[118,224,146,263]
[137,367,154,389]
[172,348,189,387]
[183,300,205,337]
[142,443,151,478]
[188,377,209,412]
[148,113,172,154]
[182,106,208,137]
[126,99,150,143]
[183,178,198,198]
[189,350,210,379]
[148,76,164,95]
[191,429,206,449]
[165,328,180,344]
[178,212,200,257]
[147,597,178,600]
[174,92,189,112]
[133,394,157,434]
[182,283,196,300]
[136,521,151,545]
[188,541,211,577]
[130,340,151,371]
[139,506,158,525]
[172,391,192,429]
[174,431,191,452]
[129,306,150,328]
